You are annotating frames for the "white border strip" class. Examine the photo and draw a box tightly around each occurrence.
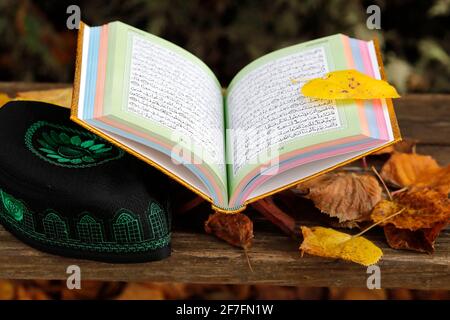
[367,40,394,140]
[77,25,91,119]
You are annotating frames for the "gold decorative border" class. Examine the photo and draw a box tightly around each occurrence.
[70,29,401,214]
[70,21,84,119]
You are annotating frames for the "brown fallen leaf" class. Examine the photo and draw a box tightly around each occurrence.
[413,165,450,195]
[16,87,73,108]
[299,226,383,266]
[372,139,418,155]
[380,153,442,188]
[204,212,254,250]
[371,189,450,253]
[371,189,450,230]
[296,172,382,223]
[383,222,447,253]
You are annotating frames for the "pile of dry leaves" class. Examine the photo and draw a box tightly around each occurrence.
[204,139,450,266]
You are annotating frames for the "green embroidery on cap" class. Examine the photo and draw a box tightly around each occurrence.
[148,202,169,240]
[25,121,124,168]
[0,189,25,221]
[42,211,69,240]
[0,188,170,254]
[113,210,143,243]
[77,214,104,243]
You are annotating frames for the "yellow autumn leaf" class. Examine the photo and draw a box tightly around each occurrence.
[0,93,11,108]
[299,226,382,266]
[301,69,400,99]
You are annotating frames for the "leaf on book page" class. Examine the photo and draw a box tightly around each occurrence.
[15,87,73,108]
[296,172,382,224]
[299,226,383,266]
[301,69,400,99]
[204,212,254,250]
[371,138,418,155]
[0,93,12,108]
[380,152,450,194]
[371,189,450,253]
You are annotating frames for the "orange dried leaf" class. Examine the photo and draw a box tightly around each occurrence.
[301,69,400,99]
[413,165,450,195]
[205,212,254,249]
[16,87,73,108]
[296,172,382,223]
[371,189,449,253]
[371,189,450,230]
[300,226,383,266]
[380,153,440,187]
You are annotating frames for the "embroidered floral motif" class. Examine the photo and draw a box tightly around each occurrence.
[25,121,124,168]
[0,189,24,221]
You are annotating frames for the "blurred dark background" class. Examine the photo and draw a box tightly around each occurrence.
[0,0,449,93]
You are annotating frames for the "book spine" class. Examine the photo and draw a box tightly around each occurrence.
[211,204,247,214]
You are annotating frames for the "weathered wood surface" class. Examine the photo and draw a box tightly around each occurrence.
[0,83,449,289]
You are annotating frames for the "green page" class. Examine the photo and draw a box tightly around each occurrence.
[102,22,229,204]
[224,35,363,195]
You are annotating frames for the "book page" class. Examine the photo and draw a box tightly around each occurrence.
[125,33,226,179]
[78,22,230,207]
[226,46,340,179]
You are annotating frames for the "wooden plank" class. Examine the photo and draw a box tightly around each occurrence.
[0,226,448,289]
[416,145,450,165]
[394,95,450,145]
[0,84,448,288]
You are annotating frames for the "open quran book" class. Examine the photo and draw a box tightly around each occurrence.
[71,21,401,213]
